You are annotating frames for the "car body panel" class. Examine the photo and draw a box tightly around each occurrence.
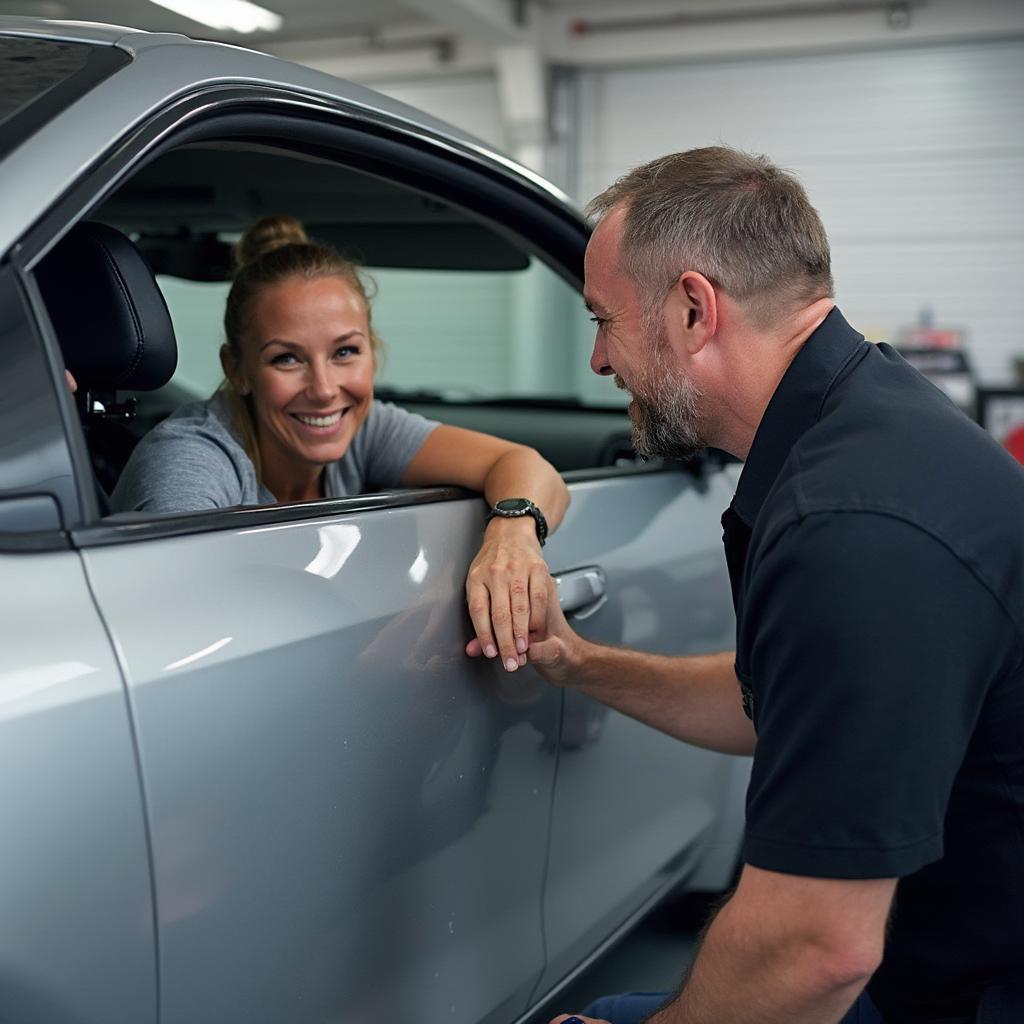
[0,16,132,45]
[536,473,738,996]
[81,470,735,1024]
[82,499,559,1024]
[0,551,156,1023]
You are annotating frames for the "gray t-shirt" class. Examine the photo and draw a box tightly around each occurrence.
[111,391,439,514]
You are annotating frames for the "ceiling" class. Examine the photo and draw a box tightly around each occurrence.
[0,0,889,47]
[2,1,1017,79]
[0,0,429,45]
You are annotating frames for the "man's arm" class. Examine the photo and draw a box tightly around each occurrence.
[524,581,755,756]
[646,866,895,1023]
[552,866,895,1024]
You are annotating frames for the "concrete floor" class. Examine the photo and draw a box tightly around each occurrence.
[526,894,718,1023]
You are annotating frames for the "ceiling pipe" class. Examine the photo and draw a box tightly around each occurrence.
[569,0,921,37]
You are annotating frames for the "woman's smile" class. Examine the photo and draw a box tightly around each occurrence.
[290,408,347,432]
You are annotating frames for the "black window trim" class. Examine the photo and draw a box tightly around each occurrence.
[70,486,474,548]
[17,84,589,282]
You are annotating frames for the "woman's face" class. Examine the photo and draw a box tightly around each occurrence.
[229,274,375,474]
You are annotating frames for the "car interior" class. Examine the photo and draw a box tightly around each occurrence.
[34,140,652,514]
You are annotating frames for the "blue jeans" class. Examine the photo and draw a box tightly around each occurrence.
[579,988,884,1023]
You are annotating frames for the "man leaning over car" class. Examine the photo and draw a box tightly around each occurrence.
[500,147,1024,1023]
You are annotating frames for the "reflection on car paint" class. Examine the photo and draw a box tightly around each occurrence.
[304,523,361,579]
[0,659,100,713]
[162,636,233,673]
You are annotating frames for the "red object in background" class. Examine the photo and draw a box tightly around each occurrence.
[979,390,1024,467]
[1005,425,1024,465]
[902,326,963,349]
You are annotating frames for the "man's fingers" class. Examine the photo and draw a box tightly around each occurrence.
[527,567,550,640]
[509,573,531,658]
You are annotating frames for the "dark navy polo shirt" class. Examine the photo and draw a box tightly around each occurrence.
[723,308,1024,1021]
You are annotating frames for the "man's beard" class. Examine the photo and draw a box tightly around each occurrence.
[615,341,707,461]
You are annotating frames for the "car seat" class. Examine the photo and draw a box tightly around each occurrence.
[35,220,178,497]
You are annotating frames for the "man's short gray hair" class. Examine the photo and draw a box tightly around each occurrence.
[586,146,834,325]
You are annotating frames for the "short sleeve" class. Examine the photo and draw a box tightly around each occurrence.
[111,425,246,513]
[347,400,439,491]
[741,512,1012,879]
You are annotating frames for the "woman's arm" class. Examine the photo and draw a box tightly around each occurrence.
[400,424,570,673]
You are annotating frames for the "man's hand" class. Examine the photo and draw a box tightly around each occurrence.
[523,574,587,686]
[464,517,552,672]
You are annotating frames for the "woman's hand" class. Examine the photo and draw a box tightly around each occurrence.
[464,517,552,672]
[466,542,587,687]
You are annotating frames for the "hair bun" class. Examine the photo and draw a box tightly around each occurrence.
[234,215,309,269]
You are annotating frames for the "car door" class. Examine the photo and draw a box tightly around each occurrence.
[78,497,560,1024]
[20,96,579,1024]
[535,467,740,1001]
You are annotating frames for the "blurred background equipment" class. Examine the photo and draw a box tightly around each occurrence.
[895,308,976,420]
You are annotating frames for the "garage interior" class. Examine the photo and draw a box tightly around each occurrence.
[4,0,1021,1018]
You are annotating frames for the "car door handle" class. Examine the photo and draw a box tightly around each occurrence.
[555,566,607,619]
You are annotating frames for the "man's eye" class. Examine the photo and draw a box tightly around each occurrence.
[589,315,607,327]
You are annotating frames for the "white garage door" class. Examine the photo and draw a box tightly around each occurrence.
[575,40,1024,385]
[374,72,507,152]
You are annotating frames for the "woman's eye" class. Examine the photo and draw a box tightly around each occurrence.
[270,352,298,366]
[334,346,359,359]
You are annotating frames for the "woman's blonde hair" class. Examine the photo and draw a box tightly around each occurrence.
[220,215,382,479]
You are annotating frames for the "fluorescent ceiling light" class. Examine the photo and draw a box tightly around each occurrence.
[148,0,283,34]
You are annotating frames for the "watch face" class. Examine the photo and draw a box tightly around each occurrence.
[496,498,531,512]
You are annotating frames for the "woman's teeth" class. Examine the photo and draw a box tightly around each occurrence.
[295,412,342,427]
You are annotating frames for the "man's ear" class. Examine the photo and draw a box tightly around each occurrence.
[674,271,718,353]
[220,344,249,395]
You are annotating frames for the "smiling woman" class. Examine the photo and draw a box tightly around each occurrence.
[112,215,410,511]
[218,216,381,504]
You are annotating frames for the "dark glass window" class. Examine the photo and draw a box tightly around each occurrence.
[0,35,129,157]
[0,37,91,125]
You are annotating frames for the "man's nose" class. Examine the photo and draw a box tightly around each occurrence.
[590,333,613,377]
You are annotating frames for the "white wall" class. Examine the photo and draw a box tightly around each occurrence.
[576,38,1024,385]
[359,72,508,153]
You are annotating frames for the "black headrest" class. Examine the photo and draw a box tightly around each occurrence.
[36,221,177,391]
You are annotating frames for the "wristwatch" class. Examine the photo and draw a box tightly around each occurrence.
[485,498,548,547]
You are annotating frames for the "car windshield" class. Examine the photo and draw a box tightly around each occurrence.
[0,35,129,158]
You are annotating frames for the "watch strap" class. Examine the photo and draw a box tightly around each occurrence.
[485,499,548,546]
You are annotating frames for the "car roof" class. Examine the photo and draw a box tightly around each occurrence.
[0,18,578,256]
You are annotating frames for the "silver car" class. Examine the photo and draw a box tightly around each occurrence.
[0,18,747,1024]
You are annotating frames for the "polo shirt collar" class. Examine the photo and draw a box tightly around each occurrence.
[731,306,866,527]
